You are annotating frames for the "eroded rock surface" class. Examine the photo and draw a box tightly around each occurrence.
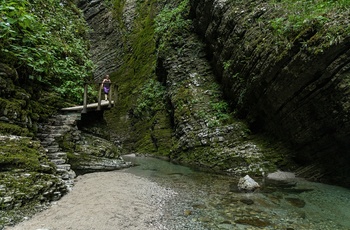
[190,0,350,185]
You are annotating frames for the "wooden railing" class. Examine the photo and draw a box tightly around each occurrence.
[82,82,117,113]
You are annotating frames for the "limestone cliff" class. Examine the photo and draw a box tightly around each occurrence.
[77,0,130,81]
[81,0,350,187]
[190,0,350,184]
[80,0,293,177]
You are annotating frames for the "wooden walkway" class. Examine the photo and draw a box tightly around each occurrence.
[61,82,117,113]
[61,100,114,112]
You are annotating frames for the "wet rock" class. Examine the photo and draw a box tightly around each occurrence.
[218,223,234,229]
[285,197,306,208]
[267,170,296,181]
[240,198,254,205]
[183,209,192,216]
[235,217,271,227]
[192,203,207,209]
[238,175,260,192]
[199,216,211,222]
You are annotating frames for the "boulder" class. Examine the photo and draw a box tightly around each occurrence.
[238,175,260,192]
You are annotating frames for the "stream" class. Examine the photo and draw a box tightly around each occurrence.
[122,155,350,230]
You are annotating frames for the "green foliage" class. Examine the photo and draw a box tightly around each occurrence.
[133,79,166,119]
[211,101,230,120]
[223,61,232,70]
[203,100,231,128]
[0,0,94,103]
[154,0,192,49]
[269,0,350,43]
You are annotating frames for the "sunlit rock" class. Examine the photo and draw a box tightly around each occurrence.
[238,175,260,192]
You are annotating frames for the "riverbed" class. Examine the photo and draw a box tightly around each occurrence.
[5,155,350,230]
[123,155,350,230]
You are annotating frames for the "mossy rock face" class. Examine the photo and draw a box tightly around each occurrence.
[0,63,17,98]
[0,63,68,136]
[133,109,173,156]
[0,171,66,227]
[81,0,296,177]
[63,131,130,172]
[76,132,121,158]
[98,0,171,156]
[0,135,55,172]
[156,24,290,176]
[0,135,66,228]
[0,98,28,124]
[191,0,350,186]
[0,122,31,137]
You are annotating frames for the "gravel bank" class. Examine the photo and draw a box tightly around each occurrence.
[4,171,176,230]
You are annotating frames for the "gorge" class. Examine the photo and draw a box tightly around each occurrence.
[1,0,350,228]
[77,0,350,185]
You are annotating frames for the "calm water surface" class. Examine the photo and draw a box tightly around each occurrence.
[122,155,350,230]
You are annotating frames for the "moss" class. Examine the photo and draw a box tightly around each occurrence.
[65,132,122,170]
[105,0,163,152]
[135,133,157,153]
[0,98,23,119]
[29,92,69,122]
[0,122,31,137]
[0,172,60,200]
[66,152,88,169]
[132,109,173,156]
[0,171,63,227]
[0,86,67,136]
[57,133,76,153]
[111,0,126,27]
[0,136,60,226]
[252,135,298,171]
[0,136,54,172]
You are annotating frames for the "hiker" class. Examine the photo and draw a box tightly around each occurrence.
[102,75,111,101]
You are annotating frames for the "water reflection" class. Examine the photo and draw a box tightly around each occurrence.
[122,155,350,230]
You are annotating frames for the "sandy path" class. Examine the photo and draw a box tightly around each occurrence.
[5,171,175,230]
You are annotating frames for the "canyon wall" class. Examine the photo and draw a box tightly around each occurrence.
[80,0,350,186]
[190,0,350,183]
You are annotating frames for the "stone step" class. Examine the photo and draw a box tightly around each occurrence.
[45,146,60,153]
[36,133,49,138]
[41,136,56,142]
[45,133,62,138]
[40,164,52,171]
[50,158,67,165]
[40,125,72,133]
[49,115,80,125]
[40,138,57,146]
[46,152,67,159]
[60,170,76,180]
[56,164,71,171]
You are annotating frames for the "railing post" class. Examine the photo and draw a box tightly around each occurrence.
[97,83,102,111]
[82,83,88,113]
[108,83,112,108]
[114,84,118,104]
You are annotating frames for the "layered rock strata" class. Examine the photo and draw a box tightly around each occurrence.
[77,0,125,80]
[190,0,350,184]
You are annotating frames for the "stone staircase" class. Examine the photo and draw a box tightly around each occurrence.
[37,113,81,191]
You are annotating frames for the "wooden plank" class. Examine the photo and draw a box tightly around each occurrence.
[61,101,114,111]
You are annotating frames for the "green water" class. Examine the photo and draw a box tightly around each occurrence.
[123,155,350,230]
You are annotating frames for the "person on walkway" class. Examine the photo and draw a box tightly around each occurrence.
[102,75,111,101]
